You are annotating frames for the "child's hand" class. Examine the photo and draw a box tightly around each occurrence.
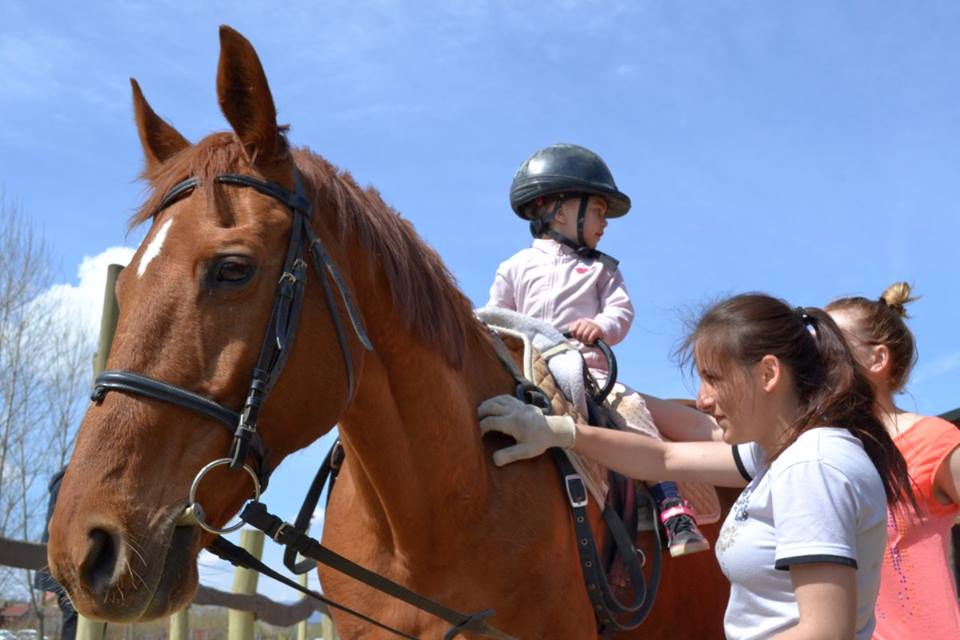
[567,319,605,345]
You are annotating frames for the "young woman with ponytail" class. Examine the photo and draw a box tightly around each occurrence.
[478,293,916,639]
[827,283,960,639]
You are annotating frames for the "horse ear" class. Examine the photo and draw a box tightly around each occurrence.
[216,25,281,166]
[131,78,190,170]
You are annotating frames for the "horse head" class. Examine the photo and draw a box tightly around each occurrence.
[46,26,369,621]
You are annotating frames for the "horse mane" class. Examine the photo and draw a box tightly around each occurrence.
[129,133,487,369]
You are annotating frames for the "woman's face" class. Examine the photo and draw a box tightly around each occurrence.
[694,347,764,445]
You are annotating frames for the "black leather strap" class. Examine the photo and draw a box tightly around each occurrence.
[93,370,240,429]
[208,536,418,640]
[283,439,344,575]
[560,331,618,405]
[150,177,199,216]
[216,173,312,213]
[550,449,661,632]
[239,502,517,640]
[92,370,271,486]
[91,167,372,489]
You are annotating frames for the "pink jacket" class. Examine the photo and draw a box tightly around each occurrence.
[487,238,634,371]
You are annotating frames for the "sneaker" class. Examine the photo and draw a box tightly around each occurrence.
[659,497,710,557]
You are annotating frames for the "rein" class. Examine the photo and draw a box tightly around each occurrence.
[90,168,516,640]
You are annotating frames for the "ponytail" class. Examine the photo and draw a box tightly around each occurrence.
[682,294,916,508]
[794,308,915,508]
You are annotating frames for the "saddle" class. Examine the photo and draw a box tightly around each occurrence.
[480,324,721,624]
[480,315,721,530]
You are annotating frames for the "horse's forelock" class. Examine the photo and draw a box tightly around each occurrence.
[127,140,485,370]
[128,128,292,229]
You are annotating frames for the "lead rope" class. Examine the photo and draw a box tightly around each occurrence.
[207,536,417,639]
[229,502,517,640]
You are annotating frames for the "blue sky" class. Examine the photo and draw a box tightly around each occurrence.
[4,0,959,600]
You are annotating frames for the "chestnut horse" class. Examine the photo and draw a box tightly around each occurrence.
[47,26,734,638]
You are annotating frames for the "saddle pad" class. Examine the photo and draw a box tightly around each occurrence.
[490,332,609,505]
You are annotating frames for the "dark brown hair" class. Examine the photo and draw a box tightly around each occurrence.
[825,282,919,392]
[681,293,915,507]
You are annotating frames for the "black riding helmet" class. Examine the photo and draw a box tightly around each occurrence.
[509,144,630,268]
[509,143,631,220]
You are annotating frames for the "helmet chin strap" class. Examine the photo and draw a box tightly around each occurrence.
[541,194,620,271]
[529,197,567,237]
[575,194,589,248]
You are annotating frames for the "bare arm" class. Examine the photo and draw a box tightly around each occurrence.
[639,393,724,442]
[771,564,857,640]
[572,423,747,488]
[478,394,747,487]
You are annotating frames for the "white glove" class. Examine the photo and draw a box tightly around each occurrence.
[477,394,576,466]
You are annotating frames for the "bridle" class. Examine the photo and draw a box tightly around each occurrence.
[87,166,519,640]
[92,167,373,533]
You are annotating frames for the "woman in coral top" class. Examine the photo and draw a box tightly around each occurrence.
[827,282,960,639]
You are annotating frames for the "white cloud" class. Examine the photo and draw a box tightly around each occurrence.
[31,246,135,343]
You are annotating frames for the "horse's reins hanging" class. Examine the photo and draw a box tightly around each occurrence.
[90,168,516,640]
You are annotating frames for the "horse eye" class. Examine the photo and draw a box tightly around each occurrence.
[212,257,255,285]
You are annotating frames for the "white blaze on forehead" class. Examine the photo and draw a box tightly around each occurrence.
[137,218,174,278]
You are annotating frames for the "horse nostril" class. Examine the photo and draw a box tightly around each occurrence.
[81,528,121,596]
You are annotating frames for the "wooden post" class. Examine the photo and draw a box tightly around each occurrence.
[228,530,264,640]
[170,607,190,640]
[321,613,337,640]
[296,573,308,640]
[77,265,122,640]
[76,617,107,640]
[93,263,123,381]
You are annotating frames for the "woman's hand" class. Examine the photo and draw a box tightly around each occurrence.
[477,395,575,466]
[567,318,605,345]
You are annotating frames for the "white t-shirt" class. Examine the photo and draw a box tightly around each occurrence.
[717,428,887,640]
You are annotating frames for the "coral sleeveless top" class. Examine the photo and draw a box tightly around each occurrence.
[874,416,960,639]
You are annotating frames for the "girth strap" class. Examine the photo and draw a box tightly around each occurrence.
[551,449,662,633]
[239,501,518,640]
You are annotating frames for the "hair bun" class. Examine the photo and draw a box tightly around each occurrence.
[879,282,918,318]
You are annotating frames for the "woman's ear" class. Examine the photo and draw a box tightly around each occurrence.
[869,344,891,377]
[758,354,782,393]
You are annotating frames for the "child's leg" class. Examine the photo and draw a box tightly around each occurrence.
[602,378,663,441]
[590,370,710,557]
[648,480,710,556]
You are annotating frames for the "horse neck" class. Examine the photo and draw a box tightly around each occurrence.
[337,269,512,558]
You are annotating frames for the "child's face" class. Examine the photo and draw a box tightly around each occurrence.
[550,195,608,249]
